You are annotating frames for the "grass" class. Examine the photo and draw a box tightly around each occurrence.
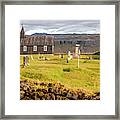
[20,54,100,93]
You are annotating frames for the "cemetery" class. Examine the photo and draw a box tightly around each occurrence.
[20,26,100,100]
[20,53,100,100]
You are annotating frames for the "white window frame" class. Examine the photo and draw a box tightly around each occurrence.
[44,46,47,51]
[23,46,27,51]
[33,46,37,51]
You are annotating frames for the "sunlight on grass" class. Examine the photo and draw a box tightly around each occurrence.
[20,54,100,93]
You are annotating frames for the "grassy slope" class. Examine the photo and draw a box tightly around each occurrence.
[20,54,100,93]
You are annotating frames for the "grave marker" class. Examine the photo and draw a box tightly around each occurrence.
[23,55,29,67]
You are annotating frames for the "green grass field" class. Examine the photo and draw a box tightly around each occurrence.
[20,54,100,93]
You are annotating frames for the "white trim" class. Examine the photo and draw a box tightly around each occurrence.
[33,46,37,51]
[23,46,27,51]
[44,46,47,51]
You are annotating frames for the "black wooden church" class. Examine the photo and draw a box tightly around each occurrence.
[20,26,100,55]
[20,26,54,55]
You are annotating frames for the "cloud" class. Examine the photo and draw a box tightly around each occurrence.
[20,20,100,34]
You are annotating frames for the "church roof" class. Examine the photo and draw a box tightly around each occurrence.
[20,35,54,46]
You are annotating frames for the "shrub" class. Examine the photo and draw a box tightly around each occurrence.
[63,68,70,72]
[20,80,100,100]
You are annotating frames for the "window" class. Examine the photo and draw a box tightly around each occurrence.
[23,46,27,51]
[60,41,62,44]
[44,46,47,51]
[33,46,37,51]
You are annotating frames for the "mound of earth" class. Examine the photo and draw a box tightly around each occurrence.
[20,80,100,100]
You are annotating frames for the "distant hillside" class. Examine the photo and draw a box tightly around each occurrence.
[31,33,48,35]
[31,33,100,36]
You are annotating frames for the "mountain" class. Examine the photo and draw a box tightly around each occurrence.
[31,32,100,36]
[31,33,48,35]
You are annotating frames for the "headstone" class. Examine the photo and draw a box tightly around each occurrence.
[68,51,71,57]
[45,57,47,60]
[67,51,72,61]
[61,54,63,58]
[23,56,26,66]
[23,55,29,67]
[59,54,64,58]
[59,54,61,58]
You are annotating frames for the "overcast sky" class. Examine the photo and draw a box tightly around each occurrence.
[20,20,100,35]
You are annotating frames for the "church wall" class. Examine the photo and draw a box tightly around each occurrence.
[20,45,53,55]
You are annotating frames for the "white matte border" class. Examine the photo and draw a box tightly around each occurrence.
[5,5,115,115]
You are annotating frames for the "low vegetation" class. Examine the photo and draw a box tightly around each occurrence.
[20,80,100,100]
[20,54,100,100]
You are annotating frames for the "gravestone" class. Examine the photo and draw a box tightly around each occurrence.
[66,50,71,63]
[23,55,29,67]
[59,54,63,58]
[67,51,72,61]
[68,51,71,57]
[59,54,61,58]
[61,54,63,58]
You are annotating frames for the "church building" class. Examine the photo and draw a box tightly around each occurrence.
[20,26,100,55]
[20,26,54,55]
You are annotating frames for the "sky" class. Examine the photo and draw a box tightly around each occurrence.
[20,20,100,35]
